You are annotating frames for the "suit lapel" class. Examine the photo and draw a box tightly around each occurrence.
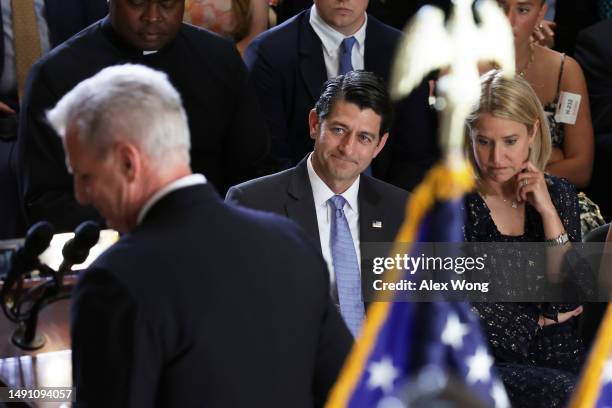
[364,16,392,77]
[358,176,387,308]
[298,10,328,103]
[358,176,387,245]
[285,157,321,250]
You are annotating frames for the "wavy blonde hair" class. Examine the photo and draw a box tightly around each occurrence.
[465,70,552,174]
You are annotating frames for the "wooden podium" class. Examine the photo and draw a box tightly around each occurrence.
[0,299,72,407]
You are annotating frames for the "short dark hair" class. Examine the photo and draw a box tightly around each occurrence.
[314,70,394,137]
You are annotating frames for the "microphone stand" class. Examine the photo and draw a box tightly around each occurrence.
[12,296,47,350]
[10,265,60,350]
[3,221,100,351]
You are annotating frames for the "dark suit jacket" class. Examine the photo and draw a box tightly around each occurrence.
[17,17,269,232]
[575,19,612,220]
[71,183,352,407]
[244,9,437,192]
[44,0,109,48]
[225,156,409,303]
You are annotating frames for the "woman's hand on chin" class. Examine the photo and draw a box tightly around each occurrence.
[515,162,556,216]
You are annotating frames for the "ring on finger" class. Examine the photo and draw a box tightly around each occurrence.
[523,179,529,187]
[539,23,544,30]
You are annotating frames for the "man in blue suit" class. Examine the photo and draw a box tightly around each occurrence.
[50,64,351,407]
[245,0,438,193]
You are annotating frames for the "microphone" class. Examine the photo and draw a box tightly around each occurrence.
[5,222,54,285]
[57,221,101,278]
[2,222,54,324]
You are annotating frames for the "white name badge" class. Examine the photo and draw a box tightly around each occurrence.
[554,91,582,125]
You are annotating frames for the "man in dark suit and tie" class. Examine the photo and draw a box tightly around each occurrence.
[226,71,409,337]
[49,64,351,407]
[245,0,437,192]
[17,0,269,233]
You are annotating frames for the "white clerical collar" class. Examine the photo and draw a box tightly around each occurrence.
[309,5,367,59]
[306,153,359,213]
[143,50,158,55]
[137,173,207,224]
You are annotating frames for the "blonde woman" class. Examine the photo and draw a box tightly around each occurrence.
[464,71,585,408]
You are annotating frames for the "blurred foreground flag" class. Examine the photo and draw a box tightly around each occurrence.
[570,303,612,408]
[325,159,509,408]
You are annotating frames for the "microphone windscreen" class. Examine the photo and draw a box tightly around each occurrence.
[23,222,54,257]
[7,221,54,280]
[74,221,101,249]
[62,221,100,264]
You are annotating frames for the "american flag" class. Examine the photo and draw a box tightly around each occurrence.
[570,303,612,408]
[326,159,509,408]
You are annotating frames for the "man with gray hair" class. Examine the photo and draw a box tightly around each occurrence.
[50,63,351,407]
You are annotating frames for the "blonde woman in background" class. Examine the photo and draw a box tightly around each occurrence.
[464,71,586,408]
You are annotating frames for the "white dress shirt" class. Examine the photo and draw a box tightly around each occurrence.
[307,153,361,284]
[309,5,367,79]
[137,173,207,225]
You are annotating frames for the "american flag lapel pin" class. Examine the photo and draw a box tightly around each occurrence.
[372,221,382,228]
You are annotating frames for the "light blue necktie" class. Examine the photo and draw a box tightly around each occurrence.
[338,36,357,75]
[328,195,364,337]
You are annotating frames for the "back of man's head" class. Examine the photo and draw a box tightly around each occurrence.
[315,70,394,137]
[47,64,191,169]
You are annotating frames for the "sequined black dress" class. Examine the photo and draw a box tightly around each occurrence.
[464,175,585,408]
